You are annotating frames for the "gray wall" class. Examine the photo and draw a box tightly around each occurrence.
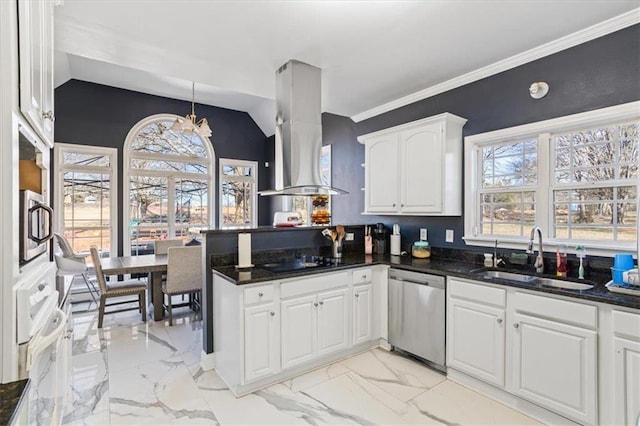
[54,80,271,255]
[328,24,640,252]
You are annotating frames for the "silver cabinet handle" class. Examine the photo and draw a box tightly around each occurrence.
[319,301,324,305]
[270,311,275,317]
[497,318,503,324]
[314,302,318,307]
[513,323,519,328]
[361,274,367,279]
[401,203,404,207]
[258,292,263,297]
[355,293,360,298]
[392,203,396,207]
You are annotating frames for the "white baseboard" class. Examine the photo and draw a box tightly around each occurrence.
[200,351,215,371]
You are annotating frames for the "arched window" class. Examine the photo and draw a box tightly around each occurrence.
[124,114,215,255]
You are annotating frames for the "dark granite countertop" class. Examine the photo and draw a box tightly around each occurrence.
[212,253,640,310]
[0,379,29,425]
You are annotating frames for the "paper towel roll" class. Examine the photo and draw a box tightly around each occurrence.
[390,234,401,256]
[238,233,252,267]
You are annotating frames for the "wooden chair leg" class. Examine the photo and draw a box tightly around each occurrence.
[98,295,106,328]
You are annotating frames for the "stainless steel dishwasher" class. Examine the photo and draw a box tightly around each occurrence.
[388,268,446,372]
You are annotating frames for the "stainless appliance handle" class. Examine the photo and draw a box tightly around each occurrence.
[389,275,445,290]
[28,203,53,244]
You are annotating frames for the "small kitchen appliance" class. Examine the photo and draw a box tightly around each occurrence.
[372,223,388,254]
[273,211,302,227]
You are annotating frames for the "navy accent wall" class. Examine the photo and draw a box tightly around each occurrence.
[54,80,272,255]
[328,25,640,251]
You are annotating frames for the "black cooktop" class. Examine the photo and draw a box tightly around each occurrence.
[261,256,341,273]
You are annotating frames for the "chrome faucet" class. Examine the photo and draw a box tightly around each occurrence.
[526,226,544,273]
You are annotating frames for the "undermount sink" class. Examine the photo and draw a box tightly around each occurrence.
[480,270,537,282]
[535,278,594,291]
[475,269,594,291]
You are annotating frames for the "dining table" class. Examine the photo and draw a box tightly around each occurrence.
[100,254,168,321]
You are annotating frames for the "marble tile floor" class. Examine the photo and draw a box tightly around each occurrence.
[63,303,542,426]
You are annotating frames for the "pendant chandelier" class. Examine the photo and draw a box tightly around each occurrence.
[171,82,212,137]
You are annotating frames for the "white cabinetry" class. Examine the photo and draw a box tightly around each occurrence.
[18,0,55,147]
[612,310,640,425]
[358,113,467,216]
[447,279,505,387]
[447,279,598,425]
[281,294,317,369]
[281,287,349,369]
[213,267,386,397]
[244,289,280,382]
[511,292,597,425]
[353,284,373,345]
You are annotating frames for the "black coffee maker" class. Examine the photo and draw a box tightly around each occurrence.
[372,223,388,254]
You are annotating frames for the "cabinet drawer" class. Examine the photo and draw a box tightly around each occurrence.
[244,285,274,305]
[613,310,640,341]
[514,292,597,329]
[448,279,506,308]
[281,272,349,299]
[352,268,372,284]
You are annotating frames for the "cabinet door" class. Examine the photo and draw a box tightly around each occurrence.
[244,304,279,383]
[614,337,640,426]
[18,0,54,147]
[399,123,442,213]
[364,135,398,213]
[511,313,597,425]
[353,284,373,345]
[317,288,349,357]
[281,295,317,369]
[447,298,505,387]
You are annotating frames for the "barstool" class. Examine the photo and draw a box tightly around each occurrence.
[53,233,100,305]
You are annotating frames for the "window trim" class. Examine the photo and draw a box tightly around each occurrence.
[464,101,640,257]
[123,113,215,255]
[53,143,118,258]
[219,158,258,229]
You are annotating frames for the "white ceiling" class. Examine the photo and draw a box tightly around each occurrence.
[54,1,640,136]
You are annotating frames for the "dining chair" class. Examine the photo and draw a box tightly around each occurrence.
[89,246,147,328]
[53,233,99,305]
[154,239,184,254]
[163,246,202,325]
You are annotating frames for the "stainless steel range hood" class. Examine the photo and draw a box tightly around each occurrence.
[259,60,347,196]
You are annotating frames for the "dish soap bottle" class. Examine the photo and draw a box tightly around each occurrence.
[556,245,568,277]
[575,245,586,280]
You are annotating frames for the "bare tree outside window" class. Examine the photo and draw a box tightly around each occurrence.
[127,116,213,254]
[219,159,257,228]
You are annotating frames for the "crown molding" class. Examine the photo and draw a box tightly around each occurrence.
[352,8,640,123]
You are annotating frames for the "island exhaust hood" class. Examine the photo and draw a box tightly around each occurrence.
[259,60,347,196]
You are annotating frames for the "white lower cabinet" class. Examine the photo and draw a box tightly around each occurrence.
[281,294,318,369]
[353,284,373,345]
[281,286,350,369]
[244,303,280,382]
[612,309,640,425]
[447,297,505,387]
[614,337,640,425]
[317,288,350,357]
[447,279,598,425]
[511,312,597,425]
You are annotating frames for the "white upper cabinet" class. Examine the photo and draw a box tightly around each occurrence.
[358,113,467,216]
[18,0,55,147]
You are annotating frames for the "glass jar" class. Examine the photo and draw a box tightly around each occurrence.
[411,241,431,258]
[310,195,331,225]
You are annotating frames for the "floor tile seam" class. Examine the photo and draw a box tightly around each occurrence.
[342,369,410,411]
[287,366,352,394]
